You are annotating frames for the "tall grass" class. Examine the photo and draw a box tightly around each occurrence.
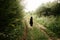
[26,26,48,40]
[36,16,60,38]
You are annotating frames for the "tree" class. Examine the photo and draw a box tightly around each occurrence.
[35,1,60,17]
[0,0,24,40]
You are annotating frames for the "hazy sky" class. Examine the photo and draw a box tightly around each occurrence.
[22,0,55,12]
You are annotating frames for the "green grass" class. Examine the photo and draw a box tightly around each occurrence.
[36,16,60,38]
[26,26,48,40]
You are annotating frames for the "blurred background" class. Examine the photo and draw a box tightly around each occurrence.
[0,0,60,40]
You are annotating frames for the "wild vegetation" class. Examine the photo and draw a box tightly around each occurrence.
[35,1,60,38]
[0,0,24,40]
[0,0,60,40]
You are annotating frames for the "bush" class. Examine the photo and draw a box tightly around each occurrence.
[36,16,60,38]
[0,0,24,40]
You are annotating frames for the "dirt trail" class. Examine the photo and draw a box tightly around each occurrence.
[34,21,57,40]
[21,19,28,40]
[22,17,59,40]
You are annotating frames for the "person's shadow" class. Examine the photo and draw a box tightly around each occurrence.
[29,17,33,26]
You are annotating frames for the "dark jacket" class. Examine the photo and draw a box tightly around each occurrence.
[30,17,33,26]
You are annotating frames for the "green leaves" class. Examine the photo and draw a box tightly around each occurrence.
[0,0,24,40]
[35,1,60,17]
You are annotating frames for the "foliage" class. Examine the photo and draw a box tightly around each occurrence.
[36,16,60,38]
[0,0,24,40]
[35,1,60,17]
[48,16,60,38]
[26,27,48,40]
[35,1,60,38]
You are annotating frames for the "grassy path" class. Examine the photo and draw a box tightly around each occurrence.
[21,16,60,40]
[34,21,58,40]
